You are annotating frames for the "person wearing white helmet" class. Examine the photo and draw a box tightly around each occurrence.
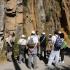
[27,30,38,69]
[36,31,40,57]
[5,33,13,62]
[18,34,27,63]
[47,30,64,67]
[47,30,59,66]
[47,34,52,57]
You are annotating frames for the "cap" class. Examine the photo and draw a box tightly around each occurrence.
[49,34,52,36]
[42,32,45,35]
[58,31,62,34]
[21,35,26,38]
[31,31,35,34]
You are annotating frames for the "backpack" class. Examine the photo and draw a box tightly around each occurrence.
[54,36,63,50]
[40,36,46,44]
[27,37,35,48]
[61,41,68,49]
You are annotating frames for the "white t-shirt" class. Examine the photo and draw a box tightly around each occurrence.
[51,34,58,44]
[27,35,38,44]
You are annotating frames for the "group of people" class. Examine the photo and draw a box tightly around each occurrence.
[5,30,68,69]
[17,31,46,69]
[5,32,15,61]
[47,31,66,66]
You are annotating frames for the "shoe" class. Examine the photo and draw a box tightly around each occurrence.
[59,61,64,64]
[61,61,64,63]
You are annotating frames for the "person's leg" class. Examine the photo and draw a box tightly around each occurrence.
[18,46,23,63]
[37,46,39,55]
[19,54,23,63]
[55,50,60,64]
[60,49,64,62]
[33,54,38,69]
[37,46,40,56]
[28,54,32,69]
[40,47,42,57]
[11,43,14,57]
[44,47,46,58]
[22,52,25,63]
[7,51,12,61]
[7,46,12,61]
[22,47,26,63]
[47,50,56,66]
[39,46,41,55]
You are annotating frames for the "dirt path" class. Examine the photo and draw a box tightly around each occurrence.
[0,62,15,70]
[0,55,70,70]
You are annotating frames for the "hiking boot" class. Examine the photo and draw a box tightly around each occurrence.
[59,61,64,64]
[61,61,64,63]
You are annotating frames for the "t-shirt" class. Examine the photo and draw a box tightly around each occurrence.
[61,41,67,49]
[27,35,38,45]
[51,35,58,45]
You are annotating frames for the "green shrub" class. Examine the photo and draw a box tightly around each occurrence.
[23,0,28,6]
[13,38,19,59]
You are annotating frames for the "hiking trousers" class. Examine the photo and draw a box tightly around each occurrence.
[37,46,40,55]
[6,43,13,61]
[40,47,46,58]
[28,54,37,69]
[19,45,26,63]
[60,49,64,61]
[47,50,60,65]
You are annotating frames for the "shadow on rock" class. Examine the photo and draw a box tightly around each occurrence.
[12,56,21,70]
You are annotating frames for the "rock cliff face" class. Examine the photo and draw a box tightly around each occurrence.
[43,0,61,35]
[0,0,70,36]
[60,0,70,33]
[0,0,4,31]
[0,0,4,50]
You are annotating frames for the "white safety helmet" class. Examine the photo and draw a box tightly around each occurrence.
[31,30,35,34]
[58,31,62,34]
[21,34,26,38]
[49,34,52,36]
[42,32,45,35]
